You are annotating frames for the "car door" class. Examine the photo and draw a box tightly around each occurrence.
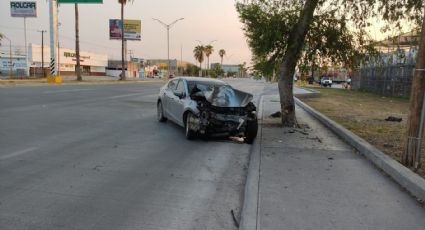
[163,79,178,118]
[170,79,187,126]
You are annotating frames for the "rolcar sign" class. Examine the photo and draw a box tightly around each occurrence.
[10,1,37,17]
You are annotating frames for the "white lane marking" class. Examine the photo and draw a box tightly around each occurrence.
[0,147,38,160]
[43,89,94,94]
[108,93,144,99]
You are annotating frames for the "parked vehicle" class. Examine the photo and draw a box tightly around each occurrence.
[157,77,258,143]
[320,76,333,87]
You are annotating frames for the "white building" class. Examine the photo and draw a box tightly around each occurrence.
[28,44,108,76]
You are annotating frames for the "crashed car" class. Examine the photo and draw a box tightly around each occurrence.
[157,77,258,143]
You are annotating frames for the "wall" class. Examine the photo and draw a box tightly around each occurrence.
[352,64,414,98]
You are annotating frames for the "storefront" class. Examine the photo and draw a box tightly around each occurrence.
[28,44,108,76]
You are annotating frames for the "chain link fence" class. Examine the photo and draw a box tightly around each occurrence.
[352,64,415,98]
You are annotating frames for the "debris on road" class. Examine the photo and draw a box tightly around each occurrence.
[229,136,245,144]
[307,136,323,143]
[231,209,240,228]
[385,116,402,122]
[269,111,282,118]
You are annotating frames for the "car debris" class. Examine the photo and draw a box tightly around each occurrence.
[385,116,402,122]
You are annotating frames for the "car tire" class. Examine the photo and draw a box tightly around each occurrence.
[157,101,167,122]
[245,117,258,144]
[185,112,197,140]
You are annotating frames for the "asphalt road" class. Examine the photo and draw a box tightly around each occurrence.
[0,79,265,230]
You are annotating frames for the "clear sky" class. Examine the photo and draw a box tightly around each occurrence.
[0,0,251,66]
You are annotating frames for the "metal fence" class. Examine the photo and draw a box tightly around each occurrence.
[352,64,415,98]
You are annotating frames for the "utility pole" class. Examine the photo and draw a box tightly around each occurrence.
[152,17,184,78]
[403,6,425,169]
[38,30,47,77]
[49,0,59,79]
[24,17,29,77]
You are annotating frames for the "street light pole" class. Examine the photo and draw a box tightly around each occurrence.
[152,17,184,78]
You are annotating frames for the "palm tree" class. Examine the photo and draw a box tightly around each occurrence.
[193,45,205,77]
[118,0,134,80]
[75,4,82,81]
[219,49,226,67]
[204,45,214,72]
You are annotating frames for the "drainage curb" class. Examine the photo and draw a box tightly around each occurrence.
[295,97,425,202]
[239,95,263,230]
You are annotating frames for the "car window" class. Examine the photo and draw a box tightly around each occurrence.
[175,80,186,93]
[167,79,178,90]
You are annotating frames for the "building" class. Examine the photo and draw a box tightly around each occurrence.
[28,44,108,76]
[210,63,241,75]
[0,54,27,76]
[106,60,141,78]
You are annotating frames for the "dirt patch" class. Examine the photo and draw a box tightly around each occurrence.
[301,87,425,178]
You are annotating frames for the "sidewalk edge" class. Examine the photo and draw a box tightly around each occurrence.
[239,95,263,230]
[295,97,425,202]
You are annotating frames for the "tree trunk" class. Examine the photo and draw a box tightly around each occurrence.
[120,2,126,80]
[75,3,82,81]
[402,6,425,168]
[278,0,319,127]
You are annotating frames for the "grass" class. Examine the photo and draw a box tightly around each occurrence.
[301,87,425,178]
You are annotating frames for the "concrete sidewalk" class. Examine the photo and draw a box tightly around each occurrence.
[253,94,425,230]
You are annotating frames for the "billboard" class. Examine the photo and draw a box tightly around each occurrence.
[58,0,103,3]
[109,19,141,41]
[10,1,37,17]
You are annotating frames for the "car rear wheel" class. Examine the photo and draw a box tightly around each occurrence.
[157,101,167,122]
[245,117,258,144]
[185,112,196,140]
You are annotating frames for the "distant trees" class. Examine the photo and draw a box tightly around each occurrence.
[193,45,205,76]
[219,49,226,66]
[204,45,214,71]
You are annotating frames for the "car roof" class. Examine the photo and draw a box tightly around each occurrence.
[172,76,227,85]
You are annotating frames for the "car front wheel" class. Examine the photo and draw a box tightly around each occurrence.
[245,117,258,144]
[185,112,197,140]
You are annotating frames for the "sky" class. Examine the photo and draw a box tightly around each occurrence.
[0,0,252,66]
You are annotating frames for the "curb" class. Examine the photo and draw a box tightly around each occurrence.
[295,97,425,202]
[239,95,263,230]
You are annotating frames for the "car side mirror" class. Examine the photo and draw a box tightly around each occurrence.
[174,91,185,99]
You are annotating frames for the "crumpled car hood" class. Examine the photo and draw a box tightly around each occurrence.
[203,85,253,107]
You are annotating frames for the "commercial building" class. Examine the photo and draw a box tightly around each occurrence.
[28,44,108,76]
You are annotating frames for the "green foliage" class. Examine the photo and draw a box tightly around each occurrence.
[204,45,214,59]
[185,64,200,76]
[209,64,224,78]
[193,45,205,67]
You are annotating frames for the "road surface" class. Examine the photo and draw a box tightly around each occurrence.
[0,79,265,230]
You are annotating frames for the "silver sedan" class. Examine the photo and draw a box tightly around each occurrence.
[157,77,258,143]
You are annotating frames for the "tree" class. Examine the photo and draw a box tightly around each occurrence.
[219,49,226,67]
[193,45,205,76]
[236,0,422,127]
[204,45,214,73]
[118,0,134,81]
[0,33,3,46]
[75,4,82,81]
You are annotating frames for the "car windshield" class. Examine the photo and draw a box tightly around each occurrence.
[187,80,227,94]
